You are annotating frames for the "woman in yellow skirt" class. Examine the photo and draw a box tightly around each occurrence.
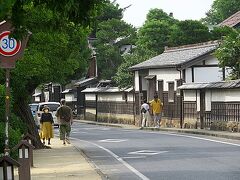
[40,105,54,145]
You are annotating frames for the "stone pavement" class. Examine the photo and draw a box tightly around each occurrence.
[14,137,102,180]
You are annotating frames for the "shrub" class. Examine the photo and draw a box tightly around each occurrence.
[0,84,27,159]
[0,122,22,159]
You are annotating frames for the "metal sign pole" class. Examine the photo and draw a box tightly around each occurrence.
[4,68,10,155]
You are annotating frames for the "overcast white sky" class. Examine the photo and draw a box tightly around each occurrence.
[114,0,214,27]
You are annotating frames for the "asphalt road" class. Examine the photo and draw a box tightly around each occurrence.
[70,123,240,180]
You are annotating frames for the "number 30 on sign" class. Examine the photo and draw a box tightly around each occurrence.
[0,31,21,57]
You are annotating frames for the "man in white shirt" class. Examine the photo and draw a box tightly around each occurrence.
[141,99,150,127]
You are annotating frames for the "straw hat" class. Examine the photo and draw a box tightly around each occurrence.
[42,105,50,111]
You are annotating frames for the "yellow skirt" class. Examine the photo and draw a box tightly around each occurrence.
[40,122,54,139]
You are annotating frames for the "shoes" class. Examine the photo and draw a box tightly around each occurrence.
[48,142,51,145]
[63,141,66,145]
[43,141,45,145]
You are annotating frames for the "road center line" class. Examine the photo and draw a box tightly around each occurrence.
[71,137,150,180]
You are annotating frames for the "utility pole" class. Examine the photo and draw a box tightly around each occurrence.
[4,69,10,155]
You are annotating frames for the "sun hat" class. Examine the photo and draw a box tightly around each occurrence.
[42,105,50,111]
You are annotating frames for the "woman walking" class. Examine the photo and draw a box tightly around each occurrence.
[40,105,54,145]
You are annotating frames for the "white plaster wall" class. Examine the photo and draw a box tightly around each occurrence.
[194,67,223,83]
[98,94,123,102]
[35,97,40,102]
[128,94,134,101]
[149,69,180,91]
[185,68,192,83]
[183,90,196,101]
[212,89,240,102]
[135,71,139,91]
[142,77,148,91]
[85,94,96,101]
[85,93,134,102]
[196,90,200,111]
[205,56,218,65]
[205,91,212,111]
[65,94,76,102]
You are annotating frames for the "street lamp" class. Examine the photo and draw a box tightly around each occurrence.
[0,155,20,180]
[14,140,34,180]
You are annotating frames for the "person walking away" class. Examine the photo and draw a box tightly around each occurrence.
[150,94,163,128]
[40,105,54,145]
[141,99,150,127]
[56,99,73,145]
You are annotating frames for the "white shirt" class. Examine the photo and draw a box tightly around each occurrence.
[141,103,149,111]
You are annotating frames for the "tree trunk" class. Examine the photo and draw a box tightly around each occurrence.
[14,99,44,149]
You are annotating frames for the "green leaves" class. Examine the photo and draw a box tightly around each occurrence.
[5,4,91,101]
[137,20,171,54]
[169,20,210,46]
[94,2,136,80]
[215,30,240,79]
[114,53,153,88]
[202,0,240,25]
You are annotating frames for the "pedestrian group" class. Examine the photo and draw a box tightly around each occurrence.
[141,94,163,128]
[39,98,73,146]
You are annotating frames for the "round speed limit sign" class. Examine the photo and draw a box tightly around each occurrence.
[0,31,21,57]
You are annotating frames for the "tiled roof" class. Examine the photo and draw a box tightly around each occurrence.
[129,41,219,71]
[218,11,240,28]
[74,77,97,87]
[178,79,240,90]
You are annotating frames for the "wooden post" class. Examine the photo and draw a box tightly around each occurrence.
[200,90,205,129]
[95,94,98,122]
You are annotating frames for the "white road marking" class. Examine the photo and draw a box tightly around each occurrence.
[99,139,128,143]
[71,137,150,180]
[128,150,168,156]
[121,156,146,159]
[82,127,110,131]
[145,131,240,147]
[71,131,88,134]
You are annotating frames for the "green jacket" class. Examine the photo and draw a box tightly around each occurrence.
[56,105,73,125]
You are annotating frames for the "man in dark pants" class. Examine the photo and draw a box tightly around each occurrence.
[56,99,73,145]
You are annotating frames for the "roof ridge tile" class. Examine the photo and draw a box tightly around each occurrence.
[164,40,220,53]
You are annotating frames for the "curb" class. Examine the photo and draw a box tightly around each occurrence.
[75,120,240,141]
[73,145,109,180]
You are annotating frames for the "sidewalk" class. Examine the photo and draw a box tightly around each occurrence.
[14,137,102,180]
[78,120,240,141]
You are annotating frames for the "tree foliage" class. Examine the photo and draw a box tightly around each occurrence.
[93,1,136,80]
[0,1,101,147]
[169,20,210,46]
[146,8,177,25]
[114,50,156,88]
[137,20,171,54]
[210,26,236,41]
[0,0,106,38]
[202,0,240,25]
[215,30,240,79]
